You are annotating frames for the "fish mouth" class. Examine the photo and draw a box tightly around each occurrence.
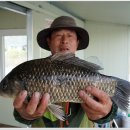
[0,91,12,98]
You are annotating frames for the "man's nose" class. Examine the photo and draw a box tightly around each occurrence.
[61,35,68,44]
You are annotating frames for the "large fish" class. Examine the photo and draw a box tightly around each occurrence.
[0,52,130,120]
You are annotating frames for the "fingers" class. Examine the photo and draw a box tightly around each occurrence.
[26,92,41,115]
[79,86,113,120]
[81,103,103,120]
[13,91,50,120]
[79,89,102,111]
[79,86,110,104]
[81,103,100,115]
[25,92,50,118]
[13,90,27,109]
[85,86,112,110]
[86,86,110,103]
[36,93,50,114]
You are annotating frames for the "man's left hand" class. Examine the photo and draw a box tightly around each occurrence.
[79,86,112,121]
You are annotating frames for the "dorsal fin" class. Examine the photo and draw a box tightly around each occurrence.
[50,52,103,71]
[51,51,75,61]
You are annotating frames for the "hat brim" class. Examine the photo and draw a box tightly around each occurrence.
[37,26,89,51]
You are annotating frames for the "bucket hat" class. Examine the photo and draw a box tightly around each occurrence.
[37,16,89,51]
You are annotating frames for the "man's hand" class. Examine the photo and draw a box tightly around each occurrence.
[13,90,50,120]
[79,86,112,121]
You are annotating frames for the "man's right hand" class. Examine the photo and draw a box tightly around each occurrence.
[13,90,50,120]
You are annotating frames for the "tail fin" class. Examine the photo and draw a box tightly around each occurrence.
[112,78,130,112]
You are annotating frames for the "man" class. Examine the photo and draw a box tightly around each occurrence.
[13,16,117,127]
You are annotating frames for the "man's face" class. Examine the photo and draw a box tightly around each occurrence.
[47,29,79,54]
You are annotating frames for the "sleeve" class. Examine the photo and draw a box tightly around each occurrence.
[91,100,118,124]
[13,109,37,125]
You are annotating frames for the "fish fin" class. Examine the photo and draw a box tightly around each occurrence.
[51,51,102,71]
[50,51,75,61]
[68,56,103,71]
[48,104,65,121]
[112,77,130,112]
[86,56,104,70]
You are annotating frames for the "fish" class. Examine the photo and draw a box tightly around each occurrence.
[0,52,130,121]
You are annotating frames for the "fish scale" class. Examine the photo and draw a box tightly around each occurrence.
[0,52,130,120]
